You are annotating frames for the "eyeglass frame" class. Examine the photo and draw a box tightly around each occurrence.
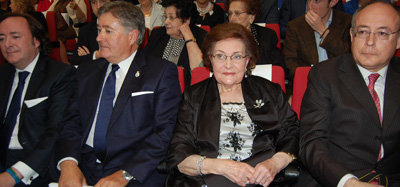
[210,53,249,63]
[226,11,247,18]
[352,28,400,40]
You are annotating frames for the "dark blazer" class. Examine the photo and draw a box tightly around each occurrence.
[55,50,182,186]
[191,2,225,28]
[283,9,351,77]
[299,54,400,187]
[143,25,207,87]
[166,76,299,186]
[70,19,98,65]
[254,0,279,24]
[0,55,75,182]
[251,24,284,67]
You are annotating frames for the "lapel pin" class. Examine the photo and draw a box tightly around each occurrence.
[135,71,140,77]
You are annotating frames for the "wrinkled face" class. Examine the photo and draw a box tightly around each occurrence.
[211,38,249,87]
[90,0,109,17]
[164,6,184,39]
[350,3,400,72]
[96,12,136,64]
[228,1,254,29]
[307,0,336,20]
[0,17,40,70]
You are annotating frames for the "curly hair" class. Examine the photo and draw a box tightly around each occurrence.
[228,0,261,16]
[161,0,193,21]
[202,23,258,75]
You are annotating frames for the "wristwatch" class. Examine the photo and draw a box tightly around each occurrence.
[121,170,135,181]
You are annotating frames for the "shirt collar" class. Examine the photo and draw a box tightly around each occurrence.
[357,63,388,82]
[16,53,40,73]
[112,50,137,74]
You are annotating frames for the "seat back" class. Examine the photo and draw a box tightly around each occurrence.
[139,27,150,49]
[0,51,4,65]
[396,48,400,58]
[45,11,61,61]
[265,23,281,49]
[200,25,211,32]
[191,67,211,86]
[291,67,311,119]
[83,0,93,23]
[216,2,225,11]
[271,65,286,93]
[177,66,185,93]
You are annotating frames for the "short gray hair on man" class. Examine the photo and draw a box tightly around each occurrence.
[98,1,145,45]
[351,0,400,30]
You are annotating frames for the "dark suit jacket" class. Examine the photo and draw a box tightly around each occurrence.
[251,24,284,68]
[143,25,207,87]
[283,9,351,77]
[254,0,279,24]
[191,2,225,28]
[299,54,400,187]
[0,55,75,177]
[70,20,98,65]
[55,50,182,186]
[166,76,299,186]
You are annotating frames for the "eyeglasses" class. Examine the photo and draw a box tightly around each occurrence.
[226,11,247,17]
[211,53,248,63]
[353,29,399,40]
[163,15,179,21]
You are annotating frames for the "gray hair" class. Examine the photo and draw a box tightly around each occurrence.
[98,1,145,45]
[351,1,400,30]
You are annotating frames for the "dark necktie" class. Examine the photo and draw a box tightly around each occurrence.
[93,64,119,161]
[1,71,30,165]
[368,73,381,124]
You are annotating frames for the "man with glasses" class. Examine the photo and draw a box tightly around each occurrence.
[283,0,351,77]
[299,1,400,187]
[69,0,110,65]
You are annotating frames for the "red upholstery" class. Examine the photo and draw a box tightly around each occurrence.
[139,27,150,49]
[177,66,185,93]
[0,51,5,65]
[291,67,311,119]
[396,48,400,58]
[265,23,281,49]
[46,11,61,61]
[216,2,225,11]
[271,65,286,93]
[191,66,286,93]
[83,0,92,23]
[191,67,211,86]
[66,39,77,51]
[200,25,211,32]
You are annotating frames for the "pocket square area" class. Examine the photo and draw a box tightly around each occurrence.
[131,91,154,97]
[24,96,48,108]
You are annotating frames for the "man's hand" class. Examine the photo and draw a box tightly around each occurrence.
[344,178,383,187]
[305,9,327,35]
[59,160,87,187]
[0,172,16,187]
[94,170,129,187]
[77,46,91,56]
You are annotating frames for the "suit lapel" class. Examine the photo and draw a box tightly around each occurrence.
[339,56,381,126]
[0,64,15,122]
[197,77,221,158]
[23,55,46,101]
[108,52,145,129]
[382,58,400,129]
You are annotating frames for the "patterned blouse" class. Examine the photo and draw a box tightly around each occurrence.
[217,102,263,161]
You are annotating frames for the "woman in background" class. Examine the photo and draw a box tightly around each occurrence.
[137,0,164,30]
[191,0,224,28]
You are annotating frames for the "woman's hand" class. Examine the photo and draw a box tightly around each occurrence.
[249,152,293,186]
[205,159,255,187]
[179,19,194,41]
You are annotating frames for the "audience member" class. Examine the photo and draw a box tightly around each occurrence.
[137,0,164,30]
[70,0,110,65]
[228,0,285,67]
[254,0,279,24]
[0,13,75,186]
[279,0,344,39]
[283,0,351,77]
[167,23,299,187]
[191,0,225,28]
[9,0,48,30]
[47,0,87,35]
[56,2,181,186]
[144,0,206,87]
[299,2,400,186]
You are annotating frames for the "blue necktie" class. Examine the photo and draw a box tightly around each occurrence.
[93,64,119,161]
[1,71,29,165]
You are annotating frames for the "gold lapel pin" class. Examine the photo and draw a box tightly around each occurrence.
[135,71,140,77]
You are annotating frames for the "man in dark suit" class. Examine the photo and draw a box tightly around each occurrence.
[0,13,75,186]
[56,1,181,186]
[300,2,400,187]
[283,0,351,77]
[69,0,111,65]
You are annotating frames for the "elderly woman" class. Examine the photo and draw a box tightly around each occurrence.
[228,0,284,67]
[166,23,299,187]
[144,0,206,87]
[191,0,225,28]
[137,0,164,30]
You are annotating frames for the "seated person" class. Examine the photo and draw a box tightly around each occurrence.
[70,0,110,65]
[191,0,225,28]
[283,0,351,77]
[228,0,284,67]
[137,0,164,30]
[254,0,279,24]
[9,0,47,30]
[166,23,299,187]
[144,0,206,87]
